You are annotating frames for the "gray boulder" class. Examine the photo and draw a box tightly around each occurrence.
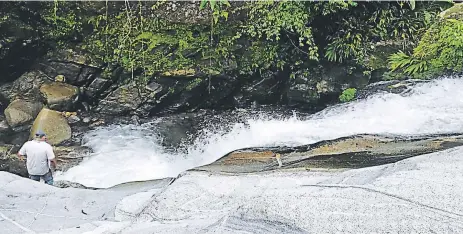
[40,82,79,111]
[96,81,162,116]
[38,49,102,86]
[4,99,43,130]
[287,64,370,110]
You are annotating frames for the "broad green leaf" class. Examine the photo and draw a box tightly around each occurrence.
[200,0,207,10]
[136,32,154,40]
[409,0,415,10]
[210,0,216,11]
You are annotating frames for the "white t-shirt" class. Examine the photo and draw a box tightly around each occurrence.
[18,140,55,175]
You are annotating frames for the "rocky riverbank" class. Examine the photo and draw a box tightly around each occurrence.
[1,145,462,233]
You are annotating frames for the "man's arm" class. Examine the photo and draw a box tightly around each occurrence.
[49,158,57,170]
[17,144,27,161]
[46,145,57,169]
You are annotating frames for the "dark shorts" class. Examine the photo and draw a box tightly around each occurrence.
[29,170,53,185]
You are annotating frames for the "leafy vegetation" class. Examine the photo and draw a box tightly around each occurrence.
[322,1,446,67]
[388,9,463,79]
[0,1,457,84]
[339,88,357,102]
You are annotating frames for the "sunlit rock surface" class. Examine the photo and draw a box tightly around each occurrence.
[131,147,463,233]
[0,174,173,233]
[1,146,462,233]
[195,134,463,173]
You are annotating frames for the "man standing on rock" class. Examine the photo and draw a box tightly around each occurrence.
[17,130,57,185]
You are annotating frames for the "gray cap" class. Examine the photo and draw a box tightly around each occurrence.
[35,130,46,137]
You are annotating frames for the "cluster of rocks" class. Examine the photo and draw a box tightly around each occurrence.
[0,49,109,176]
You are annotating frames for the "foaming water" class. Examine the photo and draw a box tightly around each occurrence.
[57,77,463,188]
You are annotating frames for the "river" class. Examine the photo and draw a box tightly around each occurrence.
[57,77,463,188]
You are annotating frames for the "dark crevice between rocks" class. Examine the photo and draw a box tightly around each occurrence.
[0,93,10,114]
[0,41,48,85]
[277,152,416,170]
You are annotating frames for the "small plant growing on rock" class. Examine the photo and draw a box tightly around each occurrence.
[339,88,357,102]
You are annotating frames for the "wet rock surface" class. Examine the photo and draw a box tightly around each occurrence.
[194,133,463,173]
[355,79,430,99]
[287,63,370,110]
[151,107,312,150]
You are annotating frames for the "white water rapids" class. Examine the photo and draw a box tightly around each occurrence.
[57,77,463,188]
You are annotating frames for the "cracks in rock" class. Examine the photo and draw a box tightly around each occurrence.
[0,178,18,191]
[125,176,179,222]
[300,183,463,221]
[0,211,35,233]
[26,192,50,229]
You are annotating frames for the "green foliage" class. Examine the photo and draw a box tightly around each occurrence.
[0,0,455,85]
[186,78,203,91]
[239,1,317,59]
[325,33,364,63]
[389,16,463,78]
[41,1,83,41]
[83,5,211,79]
[237,0,358,62]
[200,0,230,11]
[339,88,357,102]
[200,0,231,24]
[323,1,447,67]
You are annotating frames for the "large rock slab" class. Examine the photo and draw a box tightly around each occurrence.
[1,145,462,233]
[129,147,463,233]
[40,82,79,111]
[30,108,72,145]
[38,49,102,86]
[96,81,162,116]
[195,134,463,173]
[0,172,174,233]
[4,99,43,130]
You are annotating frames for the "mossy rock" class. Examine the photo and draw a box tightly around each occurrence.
[440,3,463,20]
[4,99,43,129]
[161,68,196,77]
[40,82,79,111]
[30,108,71,145]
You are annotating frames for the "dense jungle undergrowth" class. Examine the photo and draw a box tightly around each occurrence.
[0,0,461,90]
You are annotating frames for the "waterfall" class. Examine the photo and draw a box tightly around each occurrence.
[57,77,463,188]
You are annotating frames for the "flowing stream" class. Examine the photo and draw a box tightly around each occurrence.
[57,77,463,188]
